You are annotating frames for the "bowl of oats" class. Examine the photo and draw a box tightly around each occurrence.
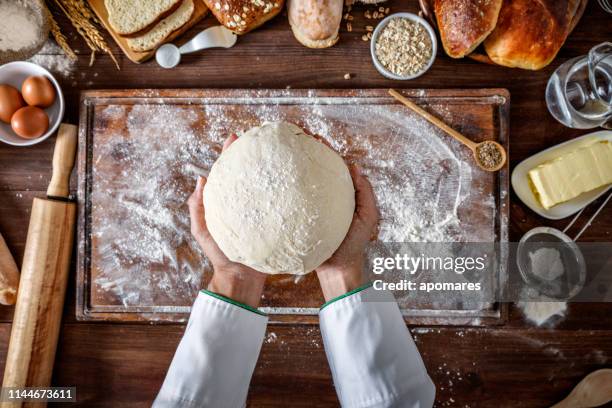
[371,13,437,80]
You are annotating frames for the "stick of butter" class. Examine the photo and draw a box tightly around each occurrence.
[528,140,612,209]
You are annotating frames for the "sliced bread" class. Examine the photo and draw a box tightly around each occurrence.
[105,0,183,36]
[127,0,195,52]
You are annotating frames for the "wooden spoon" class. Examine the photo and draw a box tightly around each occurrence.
[388,89,507,172]
[550,369,612,408]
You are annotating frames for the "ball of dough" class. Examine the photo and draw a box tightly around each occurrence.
[204,121,355,275]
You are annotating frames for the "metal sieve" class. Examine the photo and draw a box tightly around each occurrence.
[517,190,612,300]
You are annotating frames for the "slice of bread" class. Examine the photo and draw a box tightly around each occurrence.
[105,0,183,36]
[127,0,195,52]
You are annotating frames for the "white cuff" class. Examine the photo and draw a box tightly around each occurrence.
[320,286,435,408]
[153,291,268,408]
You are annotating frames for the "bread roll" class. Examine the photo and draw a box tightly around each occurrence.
[484,0,580,70]
[434,0,502,58]
[288,0,343,48]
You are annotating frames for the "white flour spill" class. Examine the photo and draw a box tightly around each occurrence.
[265,332,278,344]
[28,40,76,78]
[89,93,497,312]
[517,288,567,326]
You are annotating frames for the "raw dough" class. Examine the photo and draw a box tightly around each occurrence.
[204,121,355,275]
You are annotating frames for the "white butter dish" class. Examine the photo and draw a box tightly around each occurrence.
[512,130,612,220]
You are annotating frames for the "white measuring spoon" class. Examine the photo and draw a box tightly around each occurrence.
[156,26,237,69]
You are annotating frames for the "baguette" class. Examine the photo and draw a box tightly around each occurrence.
[127,0,195,52]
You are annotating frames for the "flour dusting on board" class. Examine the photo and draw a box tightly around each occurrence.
[89,92,497,312]
[92,105,211,306]
[300,102,475,243]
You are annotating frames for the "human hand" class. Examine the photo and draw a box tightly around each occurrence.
[187,134,267,308]
[316,166,379,301]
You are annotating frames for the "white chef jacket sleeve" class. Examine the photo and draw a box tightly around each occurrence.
[153,289,268,408]
[319,284,436,408]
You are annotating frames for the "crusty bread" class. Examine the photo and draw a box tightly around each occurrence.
[127,0,195,52]
[434,0,502,58]
[105,0,183,36]
[203,0,284,34]
[483,0,579,70]
[288,0,343,49]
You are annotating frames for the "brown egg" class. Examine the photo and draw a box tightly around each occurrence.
[21,76,56,108]
[11,106,49,139]
[0,84,25,123]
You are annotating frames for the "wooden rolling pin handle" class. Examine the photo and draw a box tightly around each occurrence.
[388,89,478,150]
[0,233,19,306]
[1,199,76,407]
[47,124,78,199]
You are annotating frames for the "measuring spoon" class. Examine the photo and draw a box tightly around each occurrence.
[156,25,237,69]
[389,89,507,172]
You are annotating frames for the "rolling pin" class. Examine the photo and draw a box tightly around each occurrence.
[0,232,19,306]
[1,124,77,408]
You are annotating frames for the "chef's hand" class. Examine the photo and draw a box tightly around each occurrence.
[316,166,379,301]
[188,134,267,308]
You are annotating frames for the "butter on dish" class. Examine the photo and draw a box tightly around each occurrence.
[528,140,612,209]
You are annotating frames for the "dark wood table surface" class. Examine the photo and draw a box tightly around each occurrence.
[1,1,611,407]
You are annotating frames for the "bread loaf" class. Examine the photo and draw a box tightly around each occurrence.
[203,0,284,34]
[127,0,195,52]
[434,0,502,58]
[288,0,343,48]
[105,0,183,36]
[483,0,581,70]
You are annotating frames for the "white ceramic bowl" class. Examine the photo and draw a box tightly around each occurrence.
[370,12,437,80]
[0,61,64,146]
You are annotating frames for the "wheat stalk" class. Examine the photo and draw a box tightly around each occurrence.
[45,6,77,60]
[50,0,120,69]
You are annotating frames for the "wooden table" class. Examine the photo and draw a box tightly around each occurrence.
[1,2,611,406]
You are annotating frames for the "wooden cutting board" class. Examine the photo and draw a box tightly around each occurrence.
[87,0,209,63]
[76,88,510,325]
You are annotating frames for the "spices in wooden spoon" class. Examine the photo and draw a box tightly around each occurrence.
[476,141,503,170]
